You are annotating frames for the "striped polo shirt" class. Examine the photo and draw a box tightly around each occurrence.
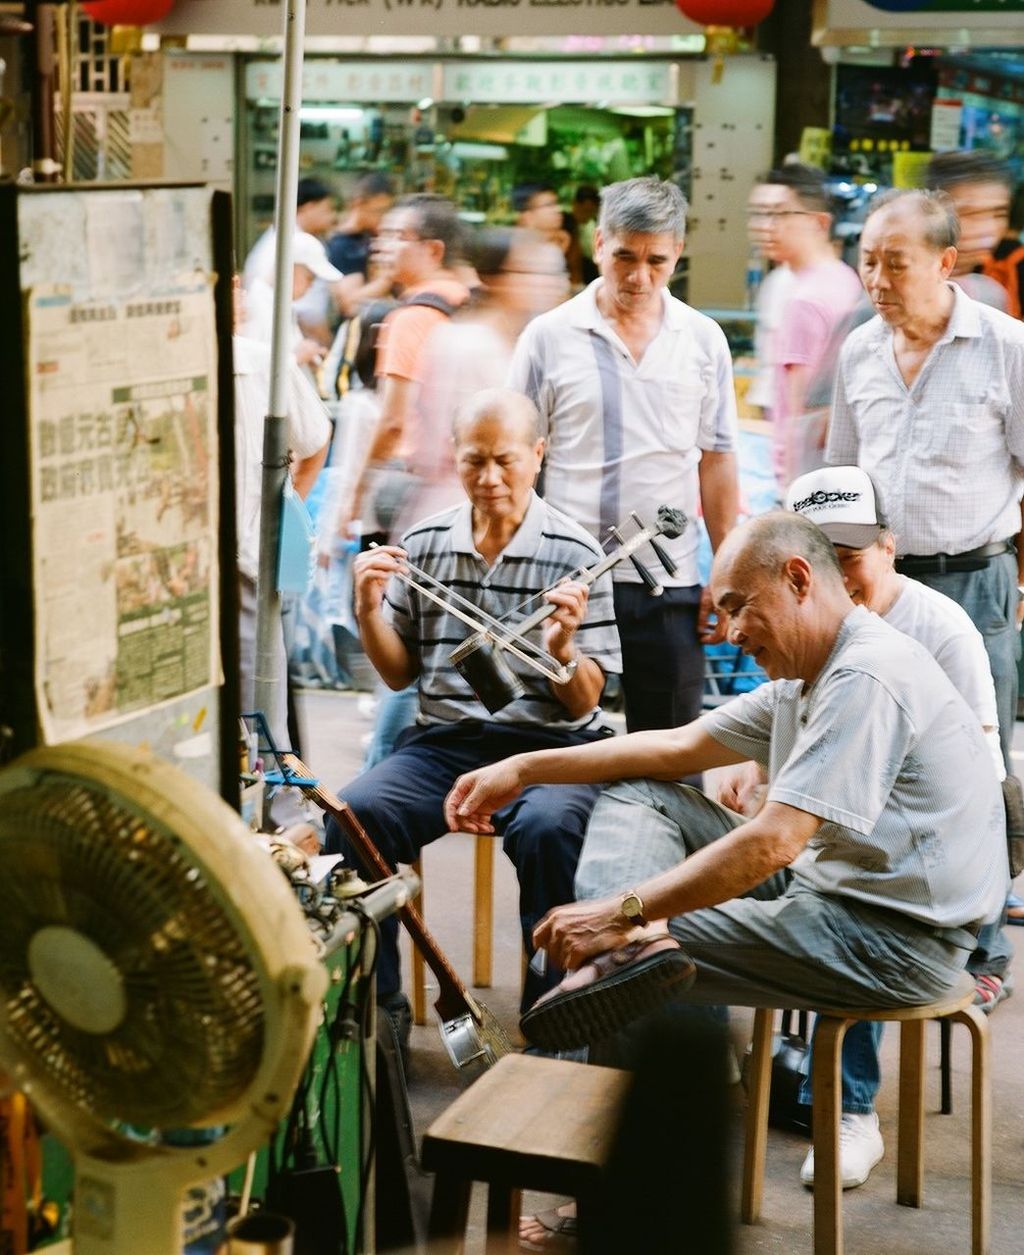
[701,607,1007,928]
[508,280,737,587]
[385,492,622,730]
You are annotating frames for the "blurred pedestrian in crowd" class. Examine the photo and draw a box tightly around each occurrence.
[241,231,344,380]
[512,182,571,256]
[565,184,601,287]
[510,175,739,733]
[243,176,343,348]
[344,194,472,536]
[744,182,795,426]
[326,171,396,318]
[747,164,861,490]
[926,150,1013,312]
[231,276,331,750]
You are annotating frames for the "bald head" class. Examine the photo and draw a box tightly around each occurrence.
[453,387,542,447]
[715,512,846,591]
[712,514,852,683]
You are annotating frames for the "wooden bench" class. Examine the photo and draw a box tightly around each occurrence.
[421,1052,631,1252]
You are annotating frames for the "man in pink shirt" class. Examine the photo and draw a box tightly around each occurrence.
[749,164,863,490]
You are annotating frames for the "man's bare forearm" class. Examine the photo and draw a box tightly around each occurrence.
[698,450,739,553]
[356,607,418,689]
[515,723,745,789]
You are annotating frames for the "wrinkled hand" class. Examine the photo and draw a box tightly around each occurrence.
[533,897,638,971]
[697,584,725,645]
[444,759,526,835]
[542,580,589,662]
[713,760,768,816]
[353,545,405,618]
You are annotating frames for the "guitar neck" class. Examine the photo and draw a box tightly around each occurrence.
[283,755,478,1023]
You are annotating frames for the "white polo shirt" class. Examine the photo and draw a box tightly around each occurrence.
[883,575,1003,779]
[508,280,738,587]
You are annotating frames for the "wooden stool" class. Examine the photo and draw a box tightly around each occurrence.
[408,834,496,1026]
[741,973,990,1254]
[421,1053,631,1252]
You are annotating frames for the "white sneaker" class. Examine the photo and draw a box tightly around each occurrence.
[799,1112,884,1189]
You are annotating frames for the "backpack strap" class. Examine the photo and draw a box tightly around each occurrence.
[404,291,461,318]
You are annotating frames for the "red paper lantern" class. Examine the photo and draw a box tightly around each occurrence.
[81,0,176,26]
[675,0,774,26]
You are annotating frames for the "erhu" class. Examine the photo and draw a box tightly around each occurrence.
[379,505,688,713]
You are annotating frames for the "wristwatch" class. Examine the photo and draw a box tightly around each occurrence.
[620,889,647,928]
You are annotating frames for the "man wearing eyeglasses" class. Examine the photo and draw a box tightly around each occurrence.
[747,164,862,490]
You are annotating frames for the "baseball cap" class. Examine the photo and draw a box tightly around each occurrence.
[785,466,885,549]
[292,232,343,282]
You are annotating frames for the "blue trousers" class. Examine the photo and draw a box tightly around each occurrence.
[326,720,608,1010]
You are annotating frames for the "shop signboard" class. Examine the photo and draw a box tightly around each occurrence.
[864,0,1024,9]
[441,60,674,104]
[245,58,434,101]
[155,0,700,39]
[817,0,1024,44]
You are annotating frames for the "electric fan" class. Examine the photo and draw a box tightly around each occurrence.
[0,739,329,1254]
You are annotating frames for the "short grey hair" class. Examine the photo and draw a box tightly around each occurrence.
[865,188,960,251]
[599,177,688,243]
[452,388,542,445]
[732,512,846,589]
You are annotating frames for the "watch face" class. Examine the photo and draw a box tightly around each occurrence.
[622,892,643,921]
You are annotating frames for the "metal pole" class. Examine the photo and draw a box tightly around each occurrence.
[254,0,306,738]
[29,2,60,183]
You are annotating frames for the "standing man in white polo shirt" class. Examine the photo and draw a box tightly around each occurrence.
[509,176,740,731]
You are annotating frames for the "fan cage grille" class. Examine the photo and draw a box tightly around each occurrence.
[0,775,266,1131]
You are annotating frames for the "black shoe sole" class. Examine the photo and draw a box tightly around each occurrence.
[519,950,697,1052]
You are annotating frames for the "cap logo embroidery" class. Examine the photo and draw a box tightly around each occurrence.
[791,489,862,512]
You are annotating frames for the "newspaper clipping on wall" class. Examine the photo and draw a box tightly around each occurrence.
[27,279,221,743]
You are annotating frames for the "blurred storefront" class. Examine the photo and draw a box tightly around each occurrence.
[145,0,775,305]
[813,0,1024,187]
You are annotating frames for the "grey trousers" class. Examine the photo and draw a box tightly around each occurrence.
[575,779,973,1012]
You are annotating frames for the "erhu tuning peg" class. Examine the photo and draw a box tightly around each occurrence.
[610,525,663,597]
[631,510,679,577]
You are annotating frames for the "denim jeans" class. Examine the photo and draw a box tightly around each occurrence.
[577,780,975,1110]
[362,682,418,770]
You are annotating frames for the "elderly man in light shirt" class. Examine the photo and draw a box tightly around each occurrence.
[446,512,1007,1049]
[827,187,1024,1014]
[826,187,1024,770]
